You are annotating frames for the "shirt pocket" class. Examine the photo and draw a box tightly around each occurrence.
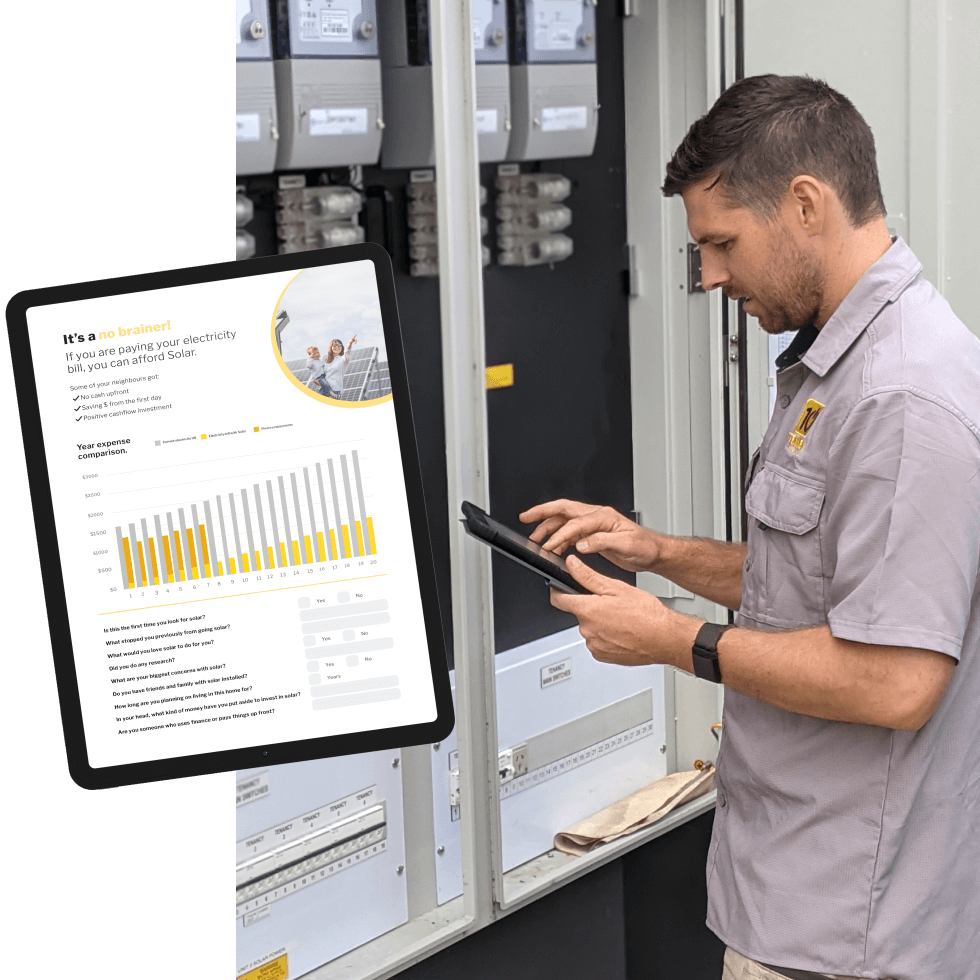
[744,466,827,626]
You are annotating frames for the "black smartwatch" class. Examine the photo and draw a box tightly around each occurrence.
[692,622,733,684]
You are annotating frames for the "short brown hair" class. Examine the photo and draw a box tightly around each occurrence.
[663,75,886,227]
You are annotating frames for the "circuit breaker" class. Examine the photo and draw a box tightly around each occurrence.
[273,0,384,170]
[506,0,599,160]
[235,752,408,978]
[237,0,279,175]
[379,0,512,169]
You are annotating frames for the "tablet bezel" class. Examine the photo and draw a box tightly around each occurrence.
[5,243,454,789]
[460,501,589,595]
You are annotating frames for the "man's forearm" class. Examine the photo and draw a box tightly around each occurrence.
[662,619,952,731]
[649,534,745,610]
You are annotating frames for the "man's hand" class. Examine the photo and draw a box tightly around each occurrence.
[520,499,660,574]
[550,555,699,668]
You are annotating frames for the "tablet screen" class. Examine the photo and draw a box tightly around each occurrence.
[12,247,451,786]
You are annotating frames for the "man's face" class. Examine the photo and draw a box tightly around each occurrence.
[682,179,826,335]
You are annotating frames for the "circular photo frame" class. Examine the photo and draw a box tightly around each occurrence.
[271,265,393,408]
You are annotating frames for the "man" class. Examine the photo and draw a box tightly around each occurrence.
[522,75,980,980]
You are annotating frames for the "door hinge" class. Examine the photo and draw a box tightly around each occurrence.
[687,243,705,293]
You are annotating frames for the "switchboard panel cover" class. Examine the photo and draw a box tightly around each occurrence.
[236,752,407,978]
[432,628,666,902]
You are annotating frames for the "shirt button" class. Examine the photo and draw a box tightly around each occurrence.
[779,395,791,409]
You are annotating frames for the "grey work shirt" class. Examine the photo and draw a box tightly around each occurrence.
[707,238,980,980]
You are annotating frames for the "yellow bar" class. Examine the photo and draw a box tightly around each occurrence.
[255,549,262,571]
[218,561,223,576]
[148,537,160,585]
[304,535,313,563]
[279,542,287,567]
[229,557,237,574]
[366,517,377,555]
[342,525,352,559]
[241,553,250,573]
[316,531,326,563]
[172,531,185,582]
[122,537,136,589]
[199,524,211,578]
[184,528,199,580]
[136,541,148,587]
[267,546,275,568]
[292,540,301,564]
[355,520,365,557]
[162,536,175,583]
[329,529,338,561]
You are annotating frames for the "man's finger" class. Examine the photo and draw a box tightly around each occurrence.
[520,499,582,525]
[549,587,589,614]
[564,555,622,596]
[526,516,565,544]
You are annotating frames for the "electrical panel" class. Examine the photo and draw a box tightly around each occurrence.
[237,0,279,175]
[506,0,599,160]
[236,752,407,979]
[379,0,513,169]
[431,627,667,903]
[273,0,384,171]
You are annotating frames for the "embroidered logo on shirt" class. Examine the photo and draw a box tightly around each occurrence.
[786,398,825,456]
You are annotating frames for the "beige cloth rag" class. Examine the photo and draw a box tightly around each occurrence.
[553,765,715,856]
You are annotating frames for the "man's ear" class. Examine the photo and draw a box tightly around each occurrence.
[787,175,827,236]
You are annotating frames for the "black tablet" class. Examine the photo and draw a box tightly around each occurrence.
[460,501,590,595]
[5,243,453,789]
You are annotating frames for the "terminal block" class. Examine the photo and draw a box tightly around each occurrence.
[495,170,574,267]
[275,176,365,253]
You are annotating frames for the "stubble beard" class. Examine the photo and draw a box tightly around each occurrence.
[756,230,826,336]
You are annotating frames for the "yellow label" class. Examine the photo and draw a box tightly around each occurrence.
[238,954,288,980]
[485,363,514,389]
[254,426,260,432]
[786,398,824,456]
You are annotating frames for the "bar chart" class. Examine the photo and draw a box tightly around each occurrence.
[113,450,378,590]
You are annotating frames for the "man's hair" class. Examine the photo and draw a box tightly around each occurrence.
[662,75,886,227]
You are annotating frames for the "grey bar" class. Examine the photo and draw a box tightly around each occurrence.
[176,507,188,577]
[527,690,654,772]
[277,476,294,565]
[299,600,389,621]
[203,501,219,574]
[305,637,394,659]
[153,515,167,584]
[290,472,306,563]
[266,480,283,568]
[140,518,153,584]
[303,467,320,561]
[301,612,391,633]
[115,526,129,590]
[253,485,270,570]
[310,675,399,697]
[327,459,345,558]
[165,512,176,577]
[313,689,402,710]
[340,455,359,556]
[215,496,231,577]
[227,495,243,573]
[240,490,256,572]
[351,450,370,555]
[191,504,207,575]
[129,522,141,584]
[315,463,333,560]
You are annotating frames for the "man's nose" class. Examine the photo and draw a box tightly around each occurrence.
[697,248,730,292]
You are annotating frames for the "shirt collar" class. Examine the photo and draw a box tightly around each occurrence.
[801,236,921,377]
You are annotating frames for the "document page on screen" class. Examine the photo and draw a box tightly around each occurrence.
[25,260,437,769]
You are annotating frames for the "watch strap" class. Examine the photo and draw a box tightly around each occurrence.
[692,622,733,683]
